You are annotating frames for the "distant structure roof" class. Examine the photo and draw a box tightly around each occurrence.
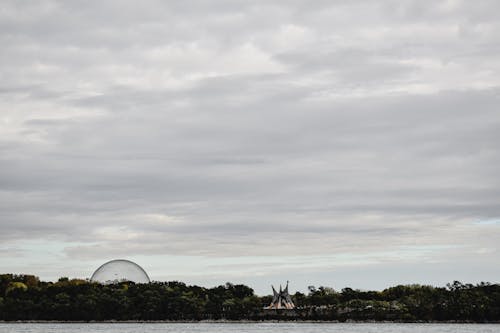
[90,259,150,284]
[267,281,295,309]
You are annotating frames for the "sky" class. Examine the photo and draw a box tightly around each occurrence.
[1,0,500,295]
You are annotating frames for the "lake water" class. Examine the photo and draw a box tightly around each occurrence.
[0,323,499,333]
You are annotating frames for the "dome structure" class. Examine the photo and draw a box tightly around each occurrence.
[90,259,150,284]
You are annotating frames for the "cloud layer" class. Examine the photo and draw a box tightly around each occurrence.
[1,0,500,293]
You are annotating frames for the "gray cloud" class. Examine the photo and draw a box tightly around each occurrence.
[1,0,500,292]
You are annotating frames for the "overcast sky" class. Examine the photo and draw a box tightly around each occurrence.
[1,0,500,295]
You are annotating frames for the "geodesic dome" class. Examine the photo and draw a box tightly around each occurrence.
[90,259,150,284]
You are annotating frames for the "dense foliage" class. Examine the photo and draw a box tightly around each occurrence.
[1,274,499,321]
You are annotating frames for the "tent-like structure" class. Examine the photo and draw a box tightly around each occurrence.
[267,281,295,309]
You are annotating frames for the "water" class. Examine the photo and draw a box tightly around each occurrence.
[0,323,499,333]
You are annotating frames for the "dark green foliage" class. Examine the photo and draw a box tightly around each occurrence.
[0,274,499,321]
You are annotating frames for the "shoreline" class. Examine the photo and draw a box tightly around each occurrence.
[2,320,500,324]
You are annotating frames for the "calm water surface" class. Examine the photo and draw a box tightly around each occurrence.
[1,323,499,333]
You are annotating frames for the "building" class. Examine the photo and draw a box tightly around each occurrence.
[267,281,295,309]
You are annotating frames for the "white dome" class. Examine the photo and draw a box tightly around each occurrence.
[91,259,150,284]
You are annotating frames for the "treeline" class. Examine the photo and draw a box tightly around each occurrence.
[1,274,499,322]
